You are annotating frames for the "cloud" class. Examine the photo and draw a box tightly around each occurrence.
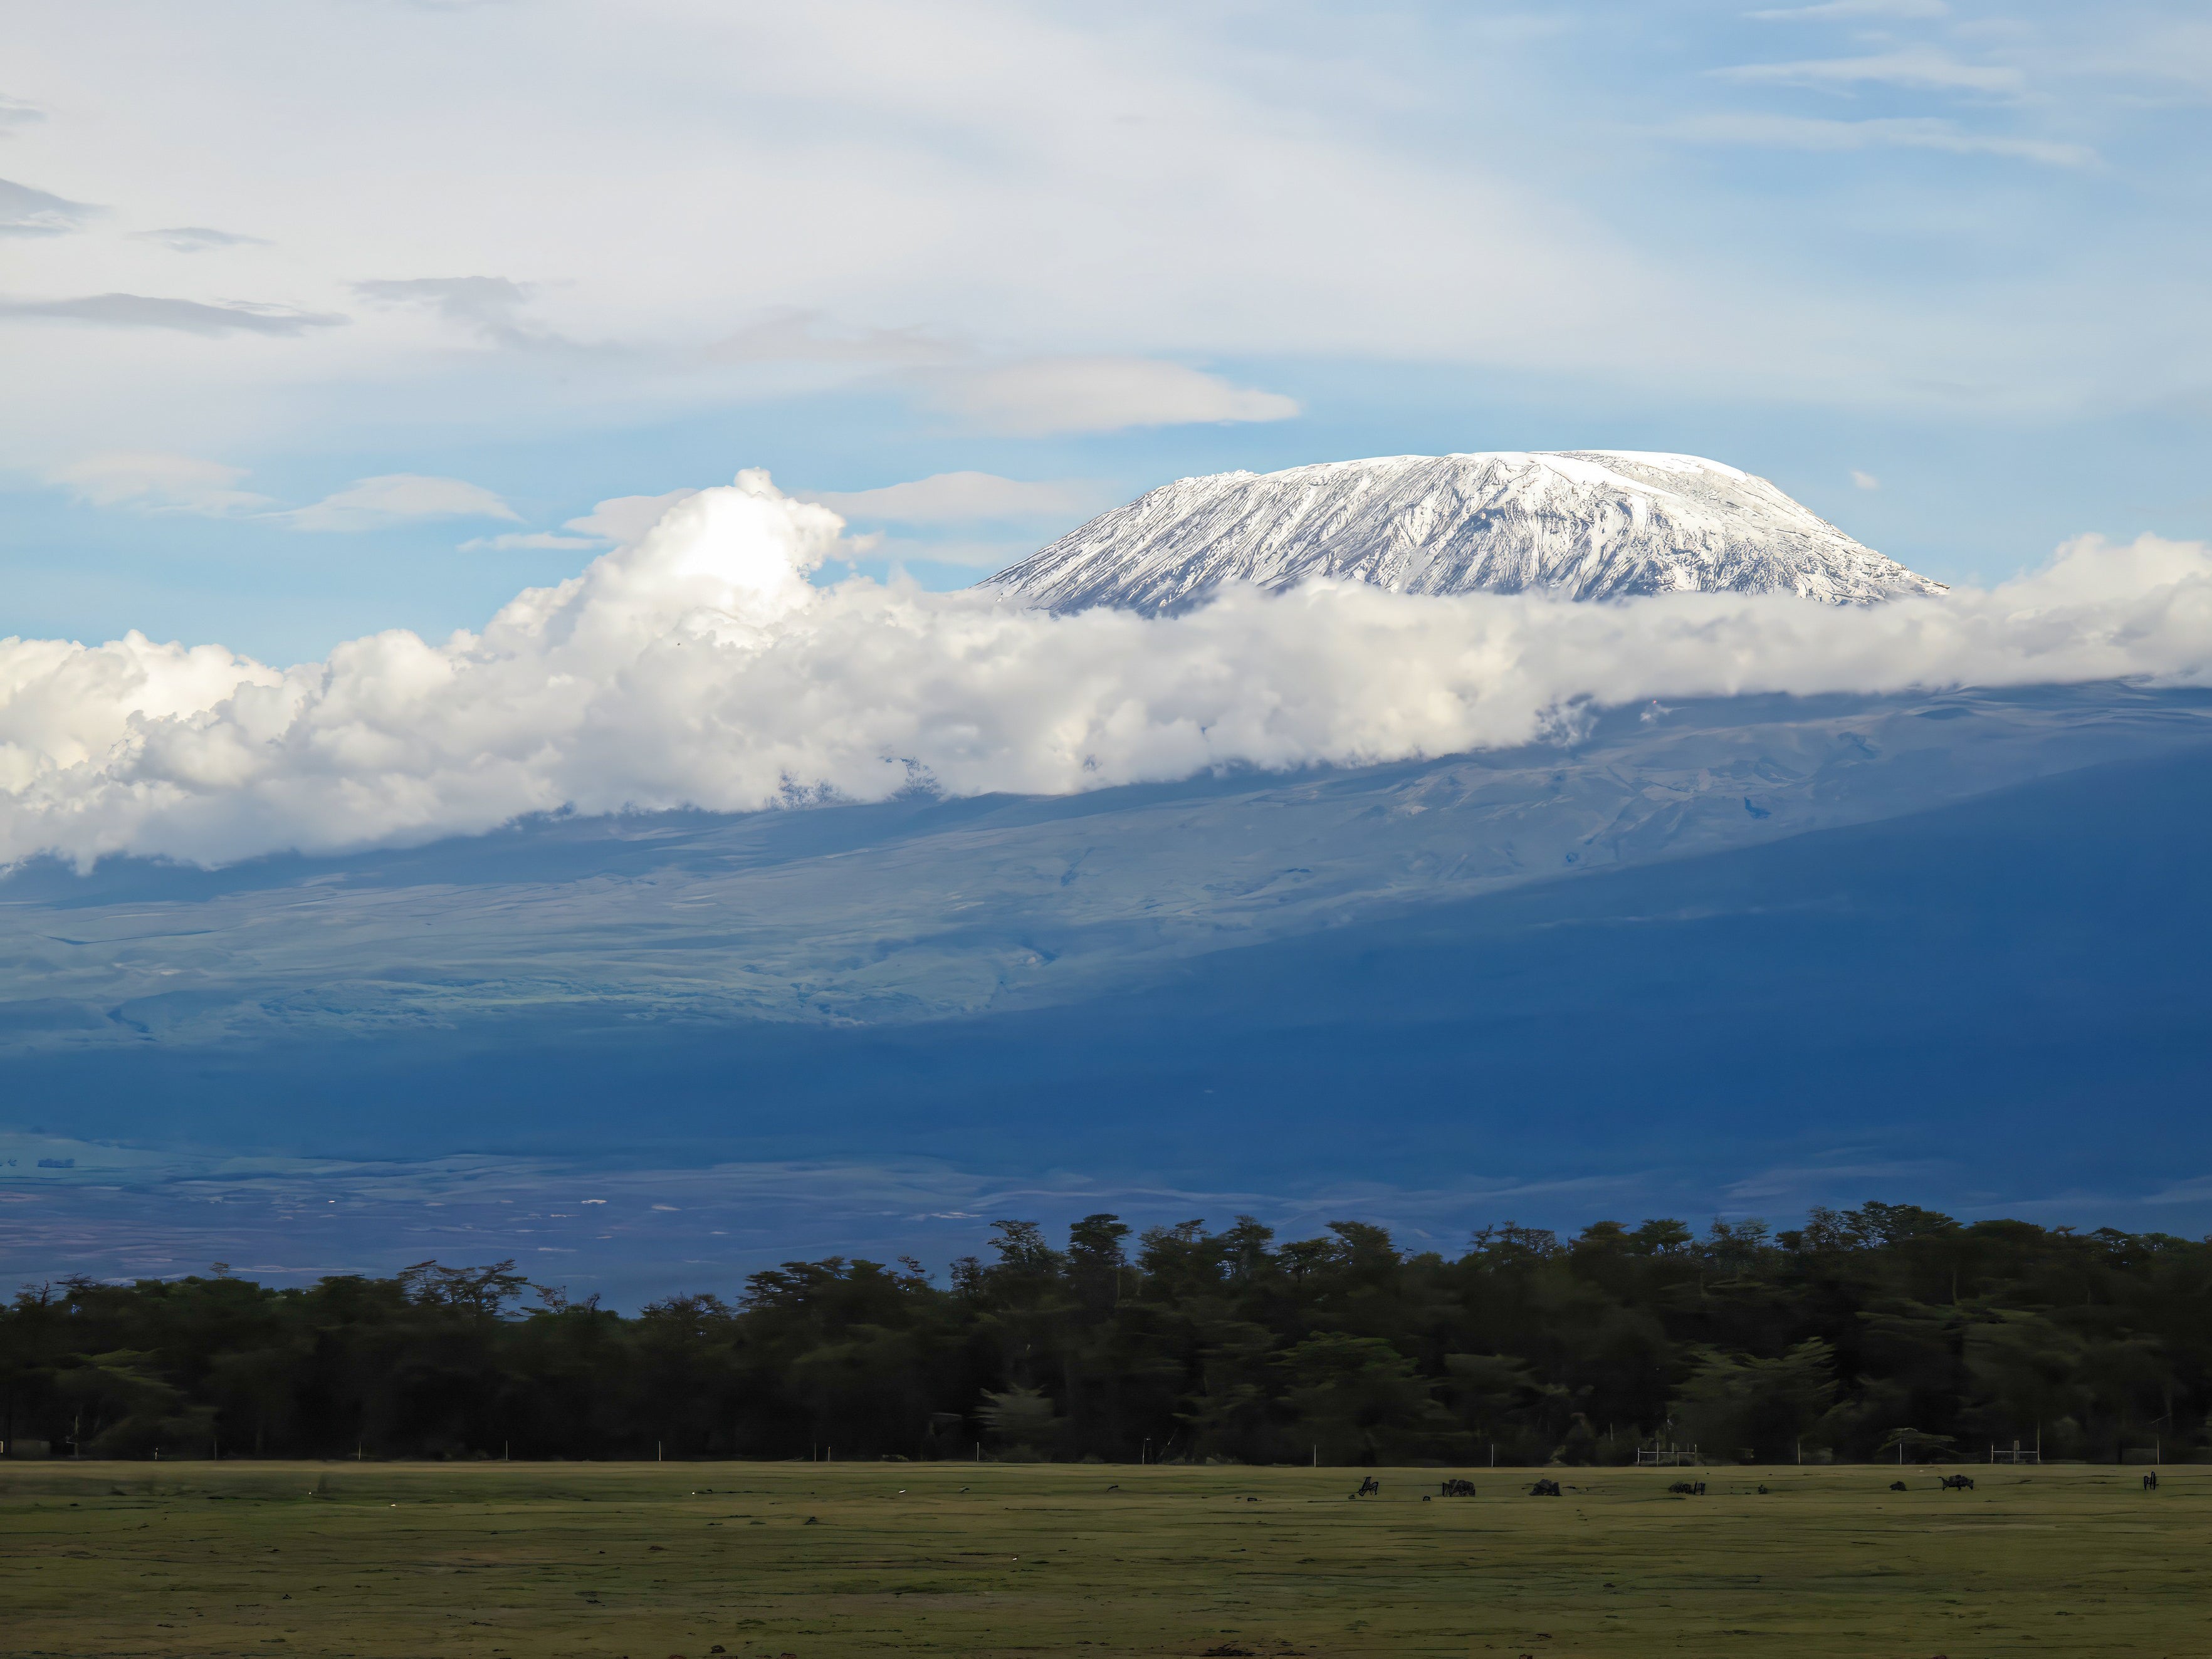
[0,176,100,236]
[709,309,959,369]
[3,470,2212,871]
[921,358,1301,436]
[2072,20,2212,97]
[1747,0,1947,19]
[1674,113,2093,167]
[1852,469,1880,491]
[561,490,698,546]
[280,474,521,533]
[132,226,273,253]
[0,293,346,335]
[53,453,272,517]
[0,96,42,135]
[794,473,1102,525]
[1714,50,2025,95]
[354,276,540,343]
[846,535,1047,570]
[459,531,604,552]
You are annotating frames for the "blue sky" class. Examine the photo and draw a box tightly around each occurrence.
[3,0,2208,664]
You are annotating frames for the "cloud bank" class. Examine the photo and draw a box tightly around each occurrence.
[3,471,2210,871]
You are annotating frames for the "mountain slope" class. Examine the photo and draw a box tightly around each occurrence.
[7,715,2212,1296]
[986,450,1946,613]
[0,683,2199,1050]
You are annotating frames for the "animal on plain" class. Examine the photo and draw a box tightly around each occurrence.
[1439,1479,1477,1497]
[1355,1475,1381,1497]
[2144,1471,2160,1491]
[1666,1481,1706,1496]
[1529,1478,1563,1497]
[1938,1475,1976,1492]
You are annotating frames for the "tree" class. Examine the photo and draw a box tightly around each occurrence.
[1670,1339,1841,1462]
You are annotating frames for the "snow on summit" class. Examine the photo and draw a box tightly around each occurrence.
[984,451,1947,612]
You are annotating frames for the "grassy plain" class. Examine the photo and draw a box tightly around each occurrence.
[0,1458,2197,1658]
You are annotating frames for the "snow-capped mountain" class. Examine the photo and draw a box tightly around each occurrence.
[985,451,1946,612]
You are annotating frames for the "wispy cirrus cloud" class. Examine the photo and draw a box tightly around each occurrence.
[558,491,699,548]
[281,474,519,533]
[1674,112,2093,168]
[1714,49,2025,96]
[795,472,1104,525]
[354,275,543,344]
[459,530,604,552]
[706,313,1294,441]
[0,176,99,236]
[0,293,345,335]
[1746,0,1948,19]
[132,226,272,253]
[53,452,272,517]
[920,358,1300,437]
[708,308,959,369]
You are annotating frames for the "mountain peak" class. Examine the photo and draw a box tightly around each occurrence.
[983,450,1945,613]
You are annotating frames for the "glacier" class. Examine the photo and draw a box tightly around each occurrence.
[985,450,1947,613]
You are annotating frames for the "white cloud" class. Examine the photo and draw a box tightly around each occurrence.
[561,490,698,547]
[281,474,520,533]
[847,535,1044,570]
[0,176,99,236]
[3,470,2211,871]
[1674,113,2093,168]
[132,226,273,253]
[0,0,2198,476]
[2091,20,2212,94]
[794,473,1102,525]
[0,96,42,135]
[459,531,602,552]
[710,309,960,369]
[921,358,1300,437]
[1748,0,1947,19]
[1852,469,1880,491]
[53,452,271,516]
[354,275,541,343]
[0,293,345,334]
[1714,50,2025,95]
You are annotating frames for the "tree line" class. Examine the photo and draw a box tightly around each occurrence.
[3,1202,2205,1466]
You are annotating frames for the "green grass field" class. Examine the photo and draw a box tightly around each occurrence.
[0,1459,2194,1657]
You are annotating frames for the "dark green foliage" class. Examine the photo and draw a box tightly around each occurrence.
[4,1201,2207,1463]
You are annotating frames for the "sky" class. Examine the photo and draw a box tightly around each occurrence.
[3,0,2209,666]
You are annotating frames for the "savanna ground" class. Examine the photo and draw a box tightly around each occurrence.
[0,1460,2196,1658]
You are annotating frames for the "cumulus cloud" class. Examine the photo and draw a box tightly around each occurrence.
[795,473,1103,525]
[3,470,2211,872]
[1852,469,1880,491]
[0,176,100,236]
[53,453,271,517]
[920,358,1301,436]
[0,293,345,335]
[280,474,520,533]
